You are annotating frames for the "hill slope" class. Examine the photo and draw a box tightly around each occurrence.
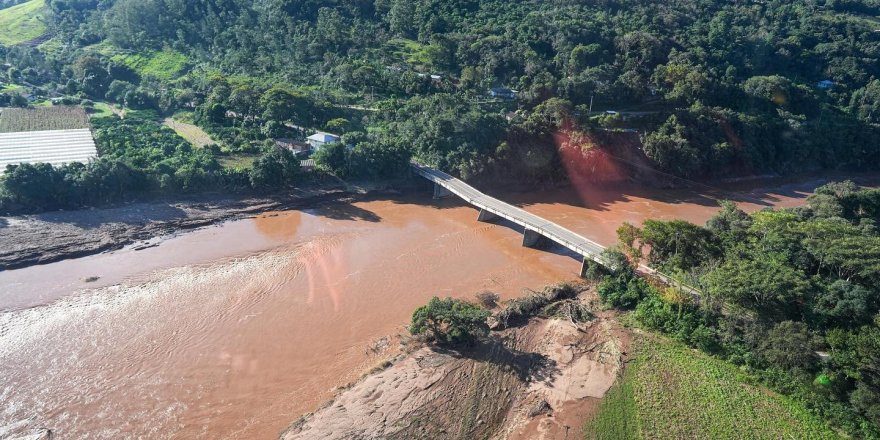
[584,332,839,440]
[0,0,46,46]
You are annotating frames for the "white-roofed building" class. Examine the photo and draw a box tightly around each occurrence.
[306,132,340,152]
[0,128,97,171]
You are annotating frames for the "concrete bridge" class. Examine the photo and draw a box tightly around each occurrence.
[412,162,610,277]
[412,162,700,295]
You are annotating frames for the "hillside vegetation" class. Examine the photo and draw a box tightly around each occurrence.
[0,0,46,46]
[1,0,879,213]
[591,182,880,438]
[585,332,839,440]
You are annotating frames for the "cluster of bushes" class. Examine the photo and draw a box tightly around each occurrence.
[595,182,880,437]
[408,283,591,346]
[409,297,491,346]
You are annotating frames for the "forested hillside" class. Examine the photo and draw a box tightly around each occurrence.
[2,0,880,210]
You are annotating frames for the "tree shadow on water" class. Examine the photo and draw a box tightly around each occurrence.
[313,202,382,222]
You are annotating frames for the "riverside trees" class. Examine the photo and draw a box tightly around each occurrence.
[598,182,880,438]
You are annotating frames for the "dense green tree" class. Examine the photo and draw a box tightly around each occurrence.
[71,56,111,98]
[742,75,793,107]
[704,254,811,318]
[409,297,490,346]
[248,147,300,188]
[811,280,877,329]
[706,201,751,247]
[758,321,818,371]
[642,115,702,177]
[640,219,720,271]
[850,80,880,124]
[313,142,349,176]
[828,322,880,422]
[259,88,314,126]
[2,163,67,209]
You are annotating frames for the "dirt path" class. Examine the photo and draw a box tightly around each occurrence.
[283,288,628,440]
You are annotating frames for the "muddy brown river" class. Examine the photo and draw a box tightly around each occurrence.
[0,175,863,439]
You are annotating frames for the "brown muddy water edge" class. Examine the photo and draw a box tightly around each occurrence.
[0,185,406,271]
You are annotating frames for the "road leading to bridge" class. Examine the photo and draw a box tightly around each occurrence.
[412,162,700,295]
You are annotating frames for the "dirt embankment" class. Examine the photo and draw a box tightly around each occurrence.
[282,286,629,440]
[0,186,403,271]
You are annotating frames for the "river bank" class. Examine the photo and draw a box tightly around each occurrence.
[0,184,410,271]
[2,169,871,272]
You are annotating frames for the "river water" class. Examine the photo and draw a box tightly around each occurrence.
[0,175,860,439]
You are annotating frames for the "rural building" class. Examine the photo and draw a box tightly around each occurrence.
[300,158,316,171]
[276,138,311,154]
[489,88,517,99]
[0,107,96,171]
[817,80,834,89]
[417,73,443,83]
[307,132,340,151]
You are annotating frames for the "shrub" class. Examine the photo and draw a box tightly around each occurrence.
[409,297,490,346]
[495,283,580,329]
[598,274,653,309]
[475,291,500,308]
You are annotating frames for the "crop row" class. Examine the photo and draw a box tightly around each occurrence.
[0,107,91,133]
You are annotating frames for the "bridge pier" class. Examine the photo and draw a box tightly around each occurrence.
[522,228,545,248]
[433,183,452,199]
[477,209,498,222]
[580,258,591,279]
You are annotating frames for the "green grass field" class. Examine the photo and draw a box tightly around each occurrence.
[110,48,189,80]
[0,0,47,46]
[37,35,62,54]
[0,83,25,93]
[584,332,840,440]
[163,117,217,148]
[383,38,435,67]
[88,102,117,119]
[219,154,259,170]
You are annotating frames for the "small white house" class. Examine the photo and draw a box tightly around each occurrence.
[307,132,340,151]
